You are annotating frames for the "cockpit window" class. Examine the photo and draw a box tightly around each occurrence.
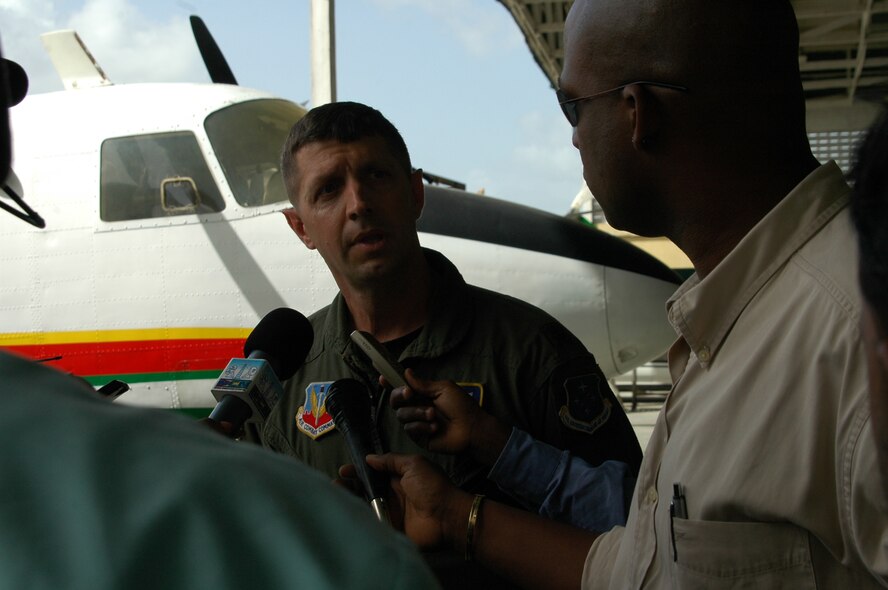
[204,99,306,207]
[100,131,225,221]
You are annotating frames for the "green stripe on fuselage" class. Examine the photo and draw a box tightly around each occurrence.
[83,370,221,386]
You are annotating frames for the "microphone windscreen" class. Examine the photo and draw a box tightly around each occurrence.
[325,378,373,431]
[244,308,313,381]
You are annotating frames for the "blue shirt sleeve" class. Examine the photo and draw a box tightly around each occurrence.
[487,427,635,532]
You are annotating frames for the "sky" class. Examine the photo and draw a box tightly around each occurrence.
[0,0,585,215]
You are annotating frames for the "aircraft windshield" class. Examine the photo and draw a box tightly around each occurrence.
[204,99,305,208]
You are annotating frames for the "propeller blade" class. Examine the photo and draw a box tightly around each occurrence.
[189,15,238,85]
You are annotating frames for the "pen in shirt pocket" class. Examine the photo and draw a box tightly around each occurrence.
[670,482,688,561]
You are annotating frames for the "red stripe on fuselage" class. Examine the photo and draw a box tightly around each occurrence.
[3,339,245,377]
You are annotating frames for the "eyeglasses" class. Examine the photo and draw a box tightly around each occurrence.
[556,81,689,127]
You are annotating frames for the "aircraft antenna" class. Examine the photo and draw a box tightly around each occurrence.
[0,180,45,228]
[40,30,111,90]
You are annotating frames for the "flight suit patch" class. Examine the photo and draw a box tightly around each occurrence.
[559,373,611,434]
[457,382,484,406]
[296,381,336,440]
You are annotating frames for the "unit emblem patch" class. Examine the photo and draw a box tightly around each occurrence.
[559,373,611,434]
[296,381,336,440]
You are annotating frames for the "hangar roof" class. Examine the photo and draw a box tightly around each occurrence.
[497,0,888,131]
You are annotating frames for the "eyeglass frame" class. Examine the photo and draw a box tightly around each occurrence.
[556,81,689,127]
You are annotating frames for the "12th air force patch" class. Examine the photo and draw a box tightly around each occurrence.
[296,381,336,440]
[559,372,612,434]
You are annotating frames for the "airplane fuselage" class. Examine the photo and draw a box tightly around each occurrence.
[1,82,681,413]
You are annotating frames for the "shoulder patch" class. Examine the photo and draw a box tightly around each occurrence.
[456,382,484,406]
[558,373,612,435]
[296,381,337,440]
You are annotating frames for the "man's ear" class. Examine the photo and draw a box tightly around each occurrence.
[410,168,426,220]
[282,207,316,250]
[623,83,659,151]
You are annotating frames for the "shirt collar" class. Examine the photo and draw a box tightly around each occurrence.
[404,248,473,359]
[666,162,850,368]
[320,248,472,361]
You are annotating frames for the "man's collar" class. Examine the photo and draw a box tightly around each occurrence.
[666,162,850,368]
[319,248,473,361]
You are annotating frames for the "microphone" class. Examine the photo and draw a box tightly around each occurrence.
[209,308,313,433]
[325,378,391,524]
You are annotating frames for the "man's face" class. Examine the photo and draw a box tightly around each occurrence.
[560,0,673,238]
[561,5,639,233]
[283,136,424,290]
[861,301,888,498]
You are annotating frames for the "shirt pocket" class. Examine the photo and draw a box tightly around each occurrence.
[671,518,816,589]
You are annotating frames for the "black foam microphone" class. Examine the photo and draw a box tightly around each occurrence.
[325,378,391,523]
[209,308,313,433]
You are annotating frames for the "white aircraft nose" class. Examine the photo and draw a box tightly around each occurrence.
[603,267,678,376]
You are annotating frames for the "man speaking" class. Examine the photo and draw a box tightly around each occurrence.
[257,101,643,586]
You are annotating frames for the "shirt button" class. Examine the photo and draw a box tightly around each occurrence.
[645,487,658,505]
[698,346,711,363]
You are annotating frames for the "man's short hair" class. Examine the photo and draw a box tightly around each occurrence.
[850,110,888,336]
[280,101,412,203]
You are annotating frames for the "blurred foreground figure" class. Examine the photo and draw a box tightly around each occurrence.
[0,352,437,589]
[851,110,888,504]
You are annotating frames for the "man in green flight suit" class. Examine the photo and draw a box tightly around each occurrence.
[258,100,642,587]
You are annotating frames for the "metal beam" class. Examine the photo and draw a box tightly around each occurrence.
[310,0,336,107]
[499,0,888,125]
[848,0,875,101]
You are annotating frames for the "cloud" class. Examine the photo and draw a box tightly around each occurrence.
[463,109,583,213]
[0,0,62,93]
[0,0,205,95]
[370,0,522,56]
[67,0,205,86]
[512,110,580,176]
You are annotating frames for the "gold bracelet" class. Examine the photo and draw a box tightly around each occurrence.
[465,494,485,562]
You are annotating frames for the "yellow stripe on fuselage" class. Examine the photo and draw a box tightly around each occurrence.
[0,327,251,346]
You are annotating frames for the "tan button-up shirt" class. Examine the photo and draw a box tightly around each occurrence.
[583,163,888,588]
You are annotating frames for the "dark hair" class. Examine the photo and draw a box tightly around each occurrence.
[850,109,888,336]
[280,101,412,203]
